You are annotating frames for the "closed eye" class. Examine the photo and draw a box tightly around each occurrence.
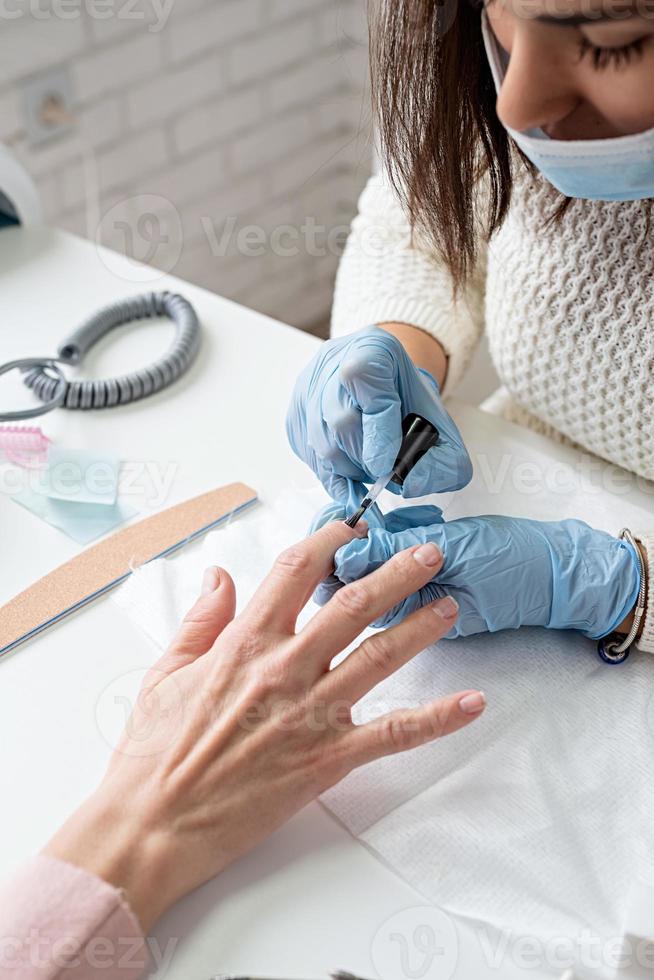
[577,35,647,69]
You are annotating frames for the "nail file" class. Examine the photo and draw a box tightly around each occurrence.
[0,482,258,659]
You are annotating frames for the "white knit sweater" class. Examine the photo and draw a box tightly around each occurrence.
[331,168,654,653]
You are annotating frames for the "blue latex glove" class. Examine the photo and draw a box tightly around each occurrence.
[309,498,446,604]
[315,514,641,641]
[286,326,472,504]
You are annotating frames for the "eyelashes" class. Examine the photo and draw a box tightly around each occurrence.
[479,1,650,73]
[577,35,647,69]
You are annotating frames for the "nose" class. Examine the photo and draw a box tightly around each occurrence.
[496,33,581,134]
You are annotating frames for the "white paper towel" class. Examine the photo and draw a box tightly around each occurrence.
[112,489,333,649]
[112,464,654,950]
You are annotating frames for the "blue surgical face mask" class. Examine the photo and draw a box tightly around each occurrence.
[481,10,654,201]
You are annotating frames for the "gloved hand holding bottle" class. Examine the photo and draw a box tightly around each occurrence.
[286,326,472,504]
[311,509,641,641]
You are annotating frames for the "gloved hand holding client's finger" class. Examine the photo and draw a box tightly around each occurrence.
[313,512,641,642]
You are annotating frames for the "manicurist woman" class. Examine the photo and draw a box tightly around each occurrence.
[3,0,654,975]
[288,0,654,661]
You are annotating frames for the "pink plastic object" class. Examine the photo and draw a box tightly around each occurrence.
[0,425,50,468]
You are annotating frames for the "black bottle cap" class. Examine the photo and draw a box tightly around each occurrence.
[390,413,440,486]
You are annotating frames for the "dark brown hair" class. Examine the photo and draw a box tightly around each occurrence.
[369,0,515,289]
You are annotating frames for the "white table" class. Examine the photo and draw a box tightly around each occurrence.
[2,225,652,980]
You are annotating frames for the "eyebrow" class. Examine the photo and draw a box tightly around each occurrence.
[480,0,654,25]
[536,11,630,22]
[534,3,641,23]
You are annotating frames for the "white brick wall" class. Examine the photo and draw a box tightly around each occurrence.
[1,0,371,332]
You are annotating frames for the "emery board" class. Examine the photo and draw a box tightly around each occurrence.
[0,482,258,659]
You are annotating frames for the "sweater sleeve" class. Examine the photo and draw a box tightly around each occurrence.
[0,854,150,980]
[331,172,488,396]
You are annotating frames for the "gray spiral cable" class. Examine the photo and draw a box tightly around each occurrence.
[23,291,200,411]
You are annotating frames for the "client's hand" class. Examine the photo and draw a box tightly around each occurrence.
[43,521,484,932]
[318,514,641,640]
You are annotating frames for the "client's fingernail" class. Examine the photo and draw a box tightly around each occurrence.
[202,566,220,595]
[434,596,458,620]
[413,542,442,567]
[459,691,487,715]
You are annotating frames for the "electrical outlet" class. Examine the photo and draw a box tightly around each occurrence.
[22,67,75,147]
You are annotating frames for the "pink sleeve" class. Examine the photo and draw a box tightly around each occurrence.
[0,854,151,980]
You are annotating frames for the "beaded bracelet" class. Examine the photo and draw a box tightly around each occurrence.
[597,528,647,665]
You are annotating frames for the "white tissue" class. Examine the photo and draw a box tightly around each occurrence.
[112,490,332,649]
[112,473,654,949]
